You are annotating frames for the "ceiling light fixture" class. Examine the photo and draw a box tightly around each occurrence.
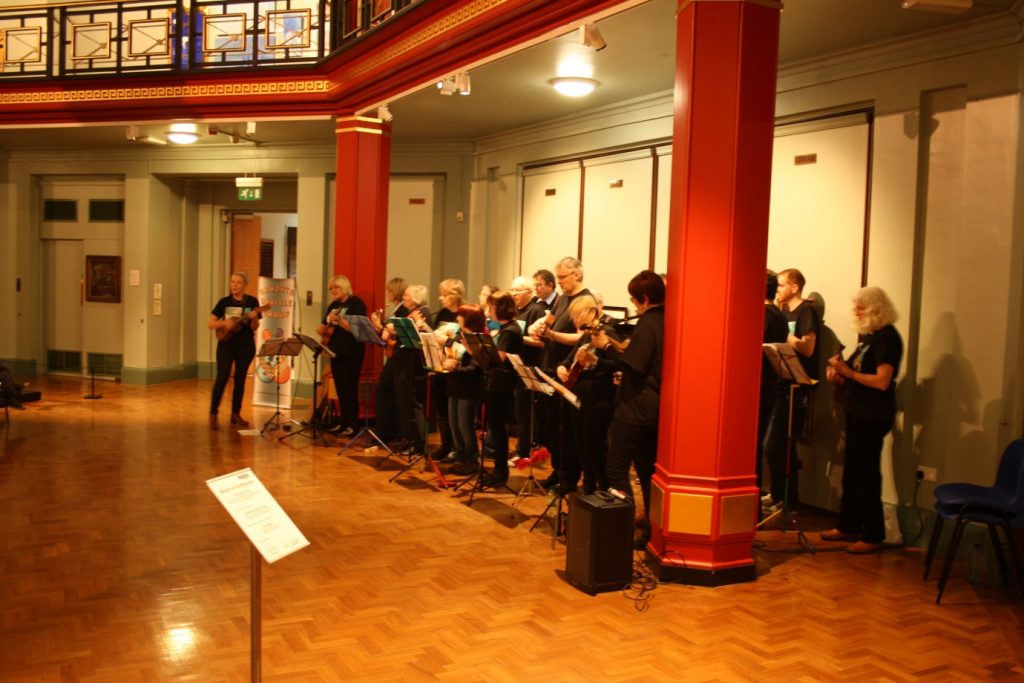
[550,77,599,97]
[454,72,471,96]
[901,0,972,12]
[166,122,199,145]
[437,77,457,96]
[377,104,393,122]
[579,24,607,51]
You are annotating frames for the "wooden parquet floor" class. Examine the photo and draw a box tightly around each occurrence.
[1,376,1022,682]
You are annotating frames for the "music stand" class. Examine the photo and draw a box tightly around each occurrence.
[279,334,335,446]
[507,354,554,510]
[336,316,398,461]
[258,337,302,434]
[529,367,580,543]
[757,342,817,552]
[387,330,456,488]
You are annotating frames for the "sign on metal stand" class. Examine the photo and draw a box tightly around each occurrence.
[207,468,309,681]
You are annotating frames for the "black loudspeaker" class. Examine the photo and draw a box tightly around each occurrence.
[564,492,634,595]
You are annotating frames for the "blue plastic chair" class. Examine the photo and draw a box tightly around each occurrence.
[922,439,1024,604]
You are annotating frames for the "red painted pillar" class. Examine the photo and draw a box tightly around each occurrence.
[334,114,391,383]
[334,114,392,312]
[648,0,781,585]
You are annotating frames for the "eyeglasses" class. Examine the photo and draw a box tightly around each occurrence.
[555,272,577,281]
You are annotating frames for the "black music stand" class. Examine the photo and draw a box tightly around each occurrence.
[259,336,302,435]
[452,333,516,505]
[507,353,554,510]
[528,367,581,543]
[757,342,817,553]
[279,334,335,446]
[388,329,456,488]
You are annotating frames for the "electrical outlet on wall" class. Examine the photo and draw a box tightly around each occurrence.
[917,465,937,482]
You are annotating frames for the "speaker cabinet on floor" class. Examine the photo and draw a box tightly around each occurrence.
[564,492,633,595]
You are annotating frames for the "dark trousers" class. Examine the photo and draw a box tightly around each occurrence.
[838,412,890,544]
[375,360,401,441]
[514,384,548,458]
[330,350,365,430]
[764,383,806,507]
[486,390,514,479]
[210,340,256,415]
[392,351,426,449]
[566,397,613,494]
[606,419,659,517]
[756,381,775,497]
[448,395,480,464]
[431,374,453,453]
[543,393,581,486]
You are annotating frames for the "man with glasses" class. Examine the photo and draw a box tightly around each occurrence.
[529,257,590,492]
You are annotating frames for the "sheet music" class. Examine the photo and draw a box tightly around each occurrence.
[344,315,386,347]
[534,367,581,409]
[507,353,553,395]
[419,332,447,371]
[762,343,812,385]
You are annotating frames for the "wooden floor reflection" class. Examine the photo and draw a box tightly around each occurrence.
[1,376,1021,682]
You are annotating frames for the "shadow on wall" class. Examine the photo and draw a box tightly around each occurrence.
[905,312,996,494]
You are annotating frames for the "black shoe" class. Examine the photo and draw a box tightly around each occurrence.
[439,452,460,464]
[540,474,559,489]
[451,461,479,475]
[339,426,356,437]
[8,400,25,411]
[398,445,421,456]
[481,472,508,489]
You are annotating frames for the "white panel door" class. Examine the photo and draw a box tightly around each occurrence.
[768,122,869,350]
[44,239,84,367]
[387,179,434,289]
[581,154,653,309]
[521,165,580,276]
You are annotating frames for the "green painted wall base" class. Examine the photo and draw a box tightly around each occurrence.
[121,364,198,385]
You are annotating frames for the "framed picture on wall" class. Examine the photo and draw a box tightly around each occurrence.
[85,255,121,303]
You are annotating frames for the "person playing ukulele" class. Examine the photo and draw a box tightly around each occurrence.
[208,272,264,430]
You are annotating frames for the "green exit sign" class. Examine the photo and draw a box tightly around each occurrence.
[238,187,263,201]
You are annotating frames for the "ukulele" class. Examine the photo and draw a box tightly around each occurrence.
[215,304,270,342]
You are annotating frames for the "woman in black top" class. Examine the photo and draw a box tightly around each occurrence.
[442,304,487,474]
[481,290,524,488]
[557,295,621,494]
[316,274,367,436]
[824,286,903,555]
[593,270,665,547]
[208,272,263,429]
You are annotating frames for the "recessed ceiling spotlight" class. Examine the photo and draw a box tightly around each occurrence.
[167,122,199,145]
[550,77,599,97]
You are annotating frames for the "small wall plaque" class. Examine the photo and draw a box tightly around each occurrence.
[794,154,817,166]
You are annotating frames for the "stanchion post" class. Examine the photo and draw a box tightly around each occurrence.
[251,544,261,682]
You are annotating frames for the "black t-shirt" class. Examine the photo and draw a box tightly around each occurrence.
[786,300,821,380]
[211,294,262,346]
[843,324,902,422]
[541,287,590,373]
[323,295,367,357]
[487,320,524,393]
[610,306,664,426]
[516,298,547,367]
[762,303,789,398]
[433,308,459,329]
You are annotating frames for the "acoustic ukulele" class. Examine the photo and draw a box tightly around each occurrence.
[215,304,270,342]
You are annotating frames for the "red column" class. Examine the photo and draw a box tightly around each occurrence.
[334,115,391,382]
[334,115,392,312]
[648,0,782,585]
